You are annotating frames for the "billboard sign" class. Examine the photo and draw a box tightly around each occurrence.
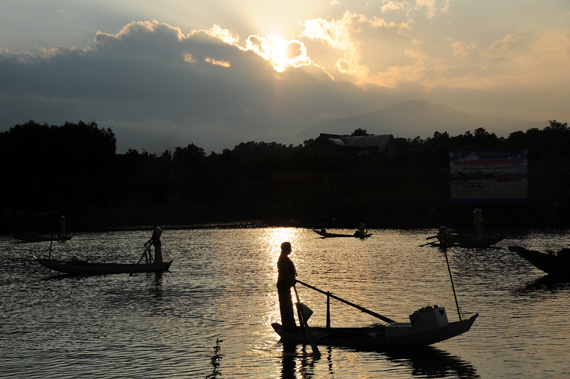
[449,149,528,204]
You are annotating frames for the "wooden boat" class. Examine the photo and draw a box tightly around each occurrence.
[274,280,478,351]
[272,313,478,350]
[34,257,172,275]
[313,229,372,239]
[455,233,503,247]
[426,232,503,248]
[509,246,570,277]
[14,232,73,243]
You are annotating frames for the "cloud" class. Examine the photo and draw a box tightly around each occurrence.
[494,31,570,85]
[448,39,478,58]
[381,1,413,15]
[415,0,450,19]
[444,30,570,92]
[298,5,569,98]
[488,30,530,53]
[201,24,241,45]
[245,34,313,72]
[1,13,569,154]
[380,0,450,19]
[300,11,413,82]
[0,20,379,153]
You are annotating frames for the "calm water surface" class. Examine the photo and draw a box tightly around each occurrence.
[1,227,569,378]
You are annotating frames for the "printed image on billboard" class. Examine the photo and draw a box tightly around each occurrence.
[449,149,528,204]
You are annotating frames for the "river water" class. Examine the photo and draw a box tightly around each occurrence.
[1,227,569,378]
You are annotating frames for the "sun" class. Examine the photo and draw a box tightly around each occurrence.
[246,34,311,72]
[268,36,289,70]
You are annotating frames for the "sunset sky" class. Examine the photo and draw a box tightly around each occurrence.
[1,0,569,153]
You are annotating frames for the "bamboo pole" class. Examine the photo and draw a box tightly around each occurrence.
[295,280,395,324]
[442,247,462,321]
[293,285,321,358]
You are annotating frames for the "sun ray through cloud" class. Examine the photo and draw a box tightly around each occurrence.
[0,0,568,154]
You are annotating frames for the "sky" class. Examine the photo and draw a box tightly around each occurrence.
[1,0,569,153]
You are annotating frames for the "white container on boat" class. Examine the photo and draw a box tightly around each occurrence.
[409,307,448,333]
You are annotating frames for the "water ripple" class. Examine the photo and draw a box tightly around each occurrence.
[1,228,569,378]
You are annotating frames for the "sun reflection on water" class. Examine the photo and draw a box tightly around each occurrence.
[7,227,570,378]
[258,227,304,261]
[256,227,305,331]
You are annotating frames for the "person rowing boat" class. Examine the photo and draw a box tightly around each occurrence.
[277,242,297,332]
[145,224,163,264]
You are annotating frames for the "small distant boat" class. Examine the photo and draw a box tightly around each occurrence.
[14,232,73,243]
[34,257,172,275]
[313,229,372,239]
[509,246,570,277]
[426,231,503,248]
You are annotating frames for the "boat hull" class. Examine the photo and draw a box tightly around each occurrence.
[272,313,478,350]
[430,234,503,248]
[509,246,570,277]
[14,233,73,243]
[35,258,172,275]
[455,234,503,247]
[313,229,372,239]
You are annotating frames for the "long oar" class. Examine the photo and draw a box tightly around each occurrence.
[296,280,395,324]
[293,285,321,358]
[442,247,462,321]
[48,236,54,260]
[418,235,438,247]
[129,245,151,276]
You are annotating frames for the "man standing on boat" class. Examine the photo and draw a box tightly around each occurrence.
[145,224,163,264]
[58,215,67,240]
[473,208,487,237]
[277,242,297,331]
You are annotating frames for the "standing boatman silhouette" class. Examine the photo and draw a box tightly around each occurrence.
[276,242,297,331]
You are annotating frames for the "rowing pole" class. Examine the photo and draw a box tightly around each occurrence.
[129,244,152,276]
[293,285,321,358]
[295,280,395,324]
[441,246,462,321]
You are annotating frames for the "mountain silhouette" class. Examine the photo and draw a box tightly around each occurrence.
[299,100,545,138]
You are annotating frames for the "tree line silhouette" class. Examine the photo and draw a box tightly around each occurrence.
[1,119,569,231]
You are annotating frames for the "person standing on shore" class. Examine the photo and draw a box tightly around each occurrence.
[277,242,297,331]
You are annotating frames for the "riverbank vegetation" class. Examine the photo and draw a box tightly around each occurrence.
[2,120,569,232]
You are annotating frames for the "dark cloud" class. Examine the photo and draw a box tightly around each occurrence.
[3,19,554,154]
[0,20,393,153]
